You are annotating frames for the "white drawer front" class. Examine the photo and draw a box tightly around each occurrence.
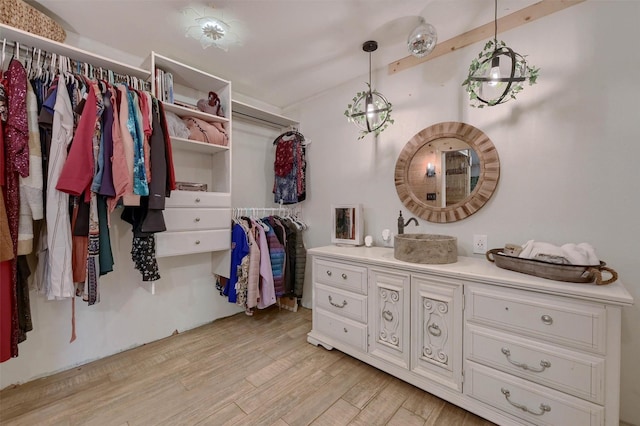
[156,229,230,257]
[466,361,604,426]
[466,324,604,403]
[313,259,367,295]
[465,284,606,353]
[315,283,367,323]
[165,190,231,208]
[164,208,230,232]
[315,308,367,352]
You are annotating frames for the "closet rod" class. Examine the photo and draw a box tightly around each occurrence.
[2,39,150,89]
[231,110,295,129]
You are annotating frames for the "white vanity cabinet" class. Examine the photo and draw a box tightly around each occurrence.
[307,246,633,426]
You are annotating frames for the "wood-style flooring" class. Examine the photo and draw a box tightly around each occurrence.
[0,307,496,426]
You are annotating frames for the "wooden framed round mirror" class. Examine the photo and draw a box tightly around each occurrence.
[395,122,500,223]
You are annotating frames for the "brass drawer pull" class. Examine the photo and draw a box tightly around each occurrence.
[501,388,551,416]
[428,323,442,337]
[328,295,348,308]
[501,348,551,373]
[541,315,553,325]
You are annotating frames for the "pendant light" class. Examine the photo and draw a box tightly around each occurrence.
[344,41,394,139]
[462,0,539,108]
[407,18,437,58]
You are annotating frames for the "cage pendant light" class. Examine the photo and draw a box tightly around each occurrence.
[345,40,393,139]
[462,0,539,108]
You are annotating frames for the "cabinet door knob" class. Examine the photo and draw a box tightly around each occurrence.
[326,270,332,276]
[195,240,201,245]
[428,323,442,337]
[194,217,201,222]
[341,273,347,280]
[382,310,394,322]
[343,328,348,333]
[195,197,201,203]
[541,315,553,325]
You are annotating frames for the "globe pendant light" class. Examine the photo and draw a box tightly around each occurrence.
[344,41,394,139]
[462,0,540,108]
[407,18,437,58]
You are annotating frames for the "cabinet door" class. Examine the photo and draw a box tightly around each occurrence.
[368,268,410,369]
[411,274,463,391]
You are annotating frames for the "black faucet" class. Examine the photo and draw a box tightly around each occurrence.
[397,211,419,235]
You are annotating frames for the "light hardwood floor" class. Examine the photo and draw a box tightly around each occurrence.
[0,307,496,426]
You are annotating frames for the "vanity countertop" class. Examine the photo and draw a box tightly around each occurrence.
[308,245,634,306]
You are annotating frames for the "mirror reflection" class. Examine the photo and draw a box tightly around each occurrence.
[395,122,499,223]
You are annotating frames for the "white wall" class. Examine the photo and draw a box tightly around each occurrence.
[288,2,640,424]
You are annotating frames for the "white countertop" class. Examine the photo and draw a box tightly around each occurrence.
[308,245,634,306]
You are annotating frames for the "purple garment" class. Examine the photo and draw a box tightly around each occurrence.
[98,89,115,196]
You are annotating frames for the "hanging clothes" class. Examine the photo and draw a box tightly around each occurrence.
[273,130,306,205]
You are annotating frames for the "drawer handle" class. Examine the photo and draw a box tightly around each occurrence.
[501,348,551,373]
[341,273,347,280]
[328,295,348,308]
[195,197,201,203]
[382,310,394,322]
[541,315,553,325]
[326,270,332,277]
[428,323,442,337]
[195,240,201,245]
[501,388,551,416]
[194,217,201,222]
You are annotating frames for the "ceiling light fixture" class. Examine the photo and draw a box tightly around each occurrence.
[407,18,437,58]
[344,40,394,139]
[462,0,539,108]
[183,5,240,51]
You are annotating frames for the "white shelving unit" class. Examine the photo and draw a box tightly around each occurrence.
[231,99,298,128]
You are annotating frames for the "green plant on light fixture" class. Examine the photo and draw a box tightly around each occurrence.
[461,0,540,108]
[344,83,394,140]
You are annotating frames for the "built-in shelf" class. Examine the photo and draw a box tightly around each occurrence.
[170,137,229,155]
[0,24,150,80]
[162,102,228,124]
[148,53,230,95]
[231,99,298,128]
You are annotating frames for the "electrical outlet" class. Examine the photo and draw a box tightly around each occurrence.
[473,234,488,254]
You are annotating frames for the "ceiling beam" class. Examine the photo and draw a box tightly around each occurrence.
[388,0,585,75]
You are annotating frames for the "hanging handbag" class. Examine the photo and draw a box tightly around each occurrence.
[197,91,224,117]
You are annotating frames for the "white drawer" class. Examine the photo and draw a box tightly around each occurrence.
[163,208,230,232]
[165,190,230,208]
[465,284,606,353]
[466,324,604,403]
[466,361,604,426]
[155,229,229,257]
[313,259,367,295]
[315,283,367,323]
[315,308,367,352]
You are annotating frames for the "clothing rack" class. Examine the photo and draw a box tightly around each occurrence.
[0,23,150,85]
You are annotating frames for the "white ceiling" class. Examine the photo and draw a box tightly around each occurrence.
[28,0,539,109]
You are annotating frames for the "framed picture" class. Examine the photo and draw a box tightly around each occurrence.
[331,204,363,246]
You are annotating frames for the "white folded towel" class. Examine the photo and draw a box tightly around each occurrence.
[518,240,599,265]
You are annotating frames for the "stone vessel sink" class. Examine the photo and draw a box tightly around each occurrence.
[394,234,458,264]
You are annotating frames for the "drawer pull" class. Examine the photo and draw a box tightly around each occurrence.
[195,240,201,245]
[501,348,551,373]
[341,273,347,280]
[195,197,201,203]
[428,323,442,337]
[501,388,551,416]
[326,270,332,276]
[194,217,201,222]
[382,310,394,322]
[328,295,348,308]
[541,315,553,325]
